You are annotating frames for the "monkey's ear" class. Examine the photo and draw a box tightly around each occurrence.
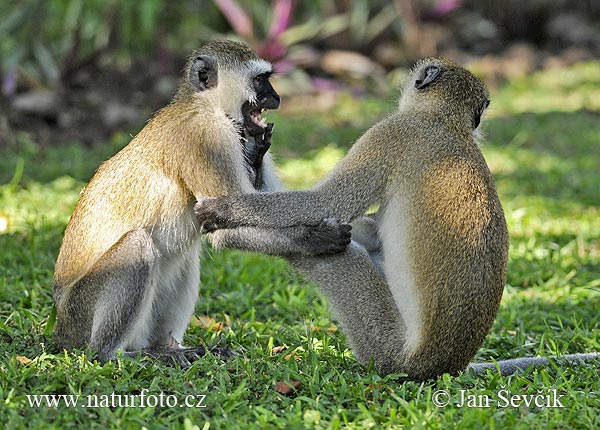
[189,55,218,91]
[415,65,441,90]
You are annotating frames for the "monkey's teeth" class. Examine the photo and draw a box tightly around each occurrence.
[251,110,267,128]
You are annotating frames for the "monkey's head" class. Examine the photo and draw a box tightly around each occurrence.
[400,58,490,133]
[177,39,280,135]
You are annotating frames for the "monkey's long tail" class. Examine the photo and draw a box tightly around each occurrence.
[467,352,600,376]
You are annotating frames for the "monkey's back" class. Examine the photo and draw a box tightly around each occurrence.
[53,98,247,290]
[53,140,195,289]
[381,120,508,379]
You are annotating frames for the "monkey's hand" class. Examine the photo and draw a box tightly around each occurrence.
[243,123,273,189]
[299,218,352,255]
[195,197,237,234]
[242,124,272,162]
[253,122,273,157]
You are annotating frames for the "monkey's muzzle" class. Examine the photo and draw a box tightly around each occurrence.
[242,98,279,136]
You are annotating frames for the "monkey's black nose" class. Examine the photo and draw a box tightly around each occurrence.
[261,94,280,110]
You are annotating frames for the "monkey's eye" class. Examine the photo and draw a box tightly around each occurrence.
[254,75,263,85]
[484,99,490,109]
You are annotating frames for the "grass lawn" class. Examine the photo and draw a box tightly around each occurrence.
[1,62,599,429]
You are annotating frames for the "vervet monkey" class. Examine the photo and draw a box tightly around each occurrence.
[195,58,599,379]
[52,40,351,367]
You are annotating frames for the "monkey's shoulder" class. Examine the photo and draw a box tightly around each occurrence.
[138,103,241,152]
[358,114,434,150]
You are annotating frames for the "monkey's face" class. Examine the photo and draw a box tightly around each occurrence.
[241,71,280,136]
[183,41,281,138]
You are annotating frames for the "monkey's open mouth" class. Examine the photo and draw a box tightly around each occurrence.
[242,101,270,136]
[250,108,267,128]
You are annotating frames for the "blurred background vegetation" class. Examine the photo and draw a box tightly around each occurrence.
[0,0,599,148]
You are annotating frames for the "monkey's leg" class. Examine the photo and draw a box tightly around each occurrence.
[148,246,234,364]
[83,230,156,361]
[151,247,200,346]
[288,242,406,375]
[350,214,385,276]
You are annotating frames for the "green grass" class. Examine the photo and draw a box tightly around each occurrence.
[1,62,599,429]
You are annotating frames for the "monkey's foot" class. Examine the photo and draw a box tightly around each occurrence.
[121,345,236,368]
[121,346,195,368]
[178,345,236,360]
[205,346,237,359]
[169,346,236,365]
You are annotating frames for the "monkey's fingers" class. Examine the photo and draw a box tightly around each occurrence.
[180,346,207,361]
[123,347,193,368]
[200,222,219,234]
[321,218,352,232]
[326,219,352,241]
[208,346,237,359]
[341,223,352,242]
[169,353,193,368]
[254,124,273,154]
[335,223,353,250]
[265,122,274,137]
[253,136,271,156]
[195,201,240,233]
[303,219,352,255]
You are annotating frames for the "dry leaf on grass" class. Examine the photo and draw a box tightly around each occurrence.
[191,316,225,332]
[274,380,301,396]
[312,324,338,333]
[284,354,301,361]
[16,355,32,365]
[272,346,287,354]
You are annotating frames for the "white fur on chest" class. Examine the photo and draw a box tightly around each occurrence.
[379,193,421,354]
[149,177,199,258]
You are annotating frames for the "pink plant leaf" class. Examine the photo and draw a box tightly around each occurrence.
[214,0,254,40]
[268,0,293,39]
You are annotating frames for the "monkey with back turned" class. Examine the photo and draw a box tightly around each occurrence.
[195,58,599,379]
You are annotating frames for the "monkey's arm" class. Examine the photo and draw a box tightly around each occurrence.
[195,178,383,232]
[195,123,391,230]
[209,220,351,256]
